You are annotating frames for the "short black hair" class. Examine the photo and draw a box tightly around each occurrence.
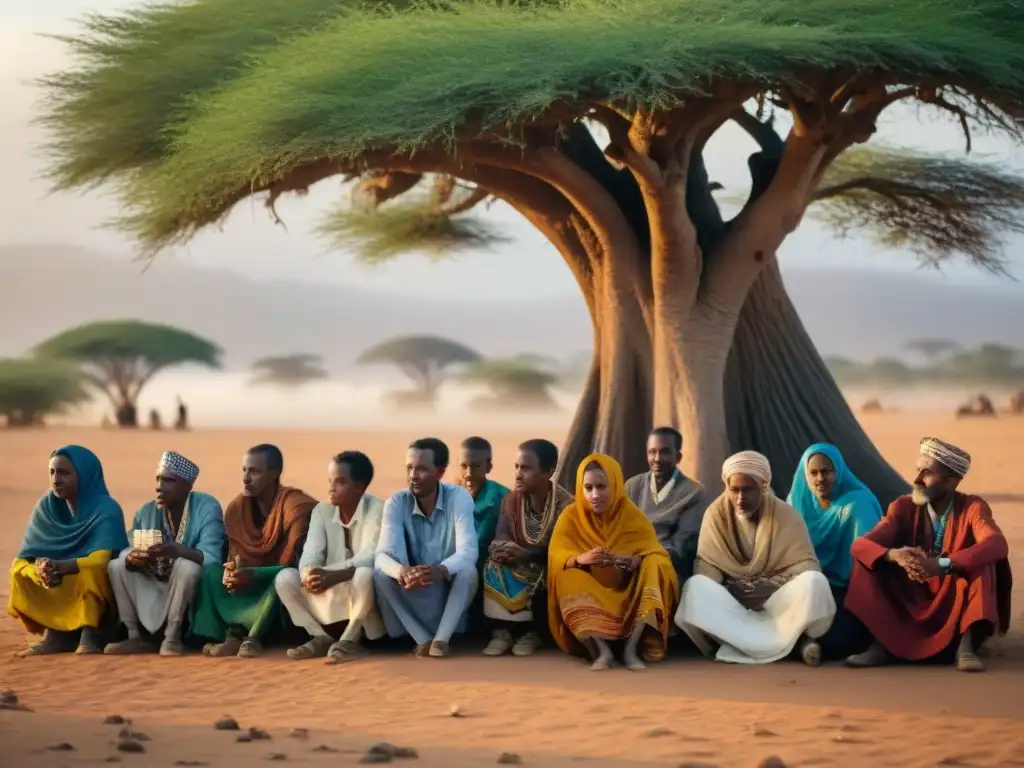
[460,436,492,458]
[518,438,559,473]
[247,443,283,472]
[650,426,683,453]
[332,450,374,487]
[409,437,449,469]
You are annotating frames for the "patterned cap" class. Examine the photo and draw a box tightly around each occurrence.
[920,437,971,478]
[157,451,199,484]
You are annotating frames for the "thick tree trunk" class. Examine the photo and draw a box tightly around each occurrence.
[725,263,909,505]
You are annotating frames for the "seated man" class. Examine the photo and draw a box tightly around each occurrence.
[482,439,573,657]
[191,444,316,658]
[625,427,707,583]
[374,437,478,658]
[106,451,225,656]
[845,438,1011,672]
[458,436,510,563]
[275,451,385,663]
[675,451,836,665]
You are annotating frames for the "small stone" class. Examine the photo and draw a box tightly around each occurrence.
[755,758,789,768]
[104,714,127,725]
[360,751,392,765]
[449,703,464,718]
[215,716,240,731]
[289,728,308,740]
[267,753,287,761]
[249,727,272,741]
[105,757,122,764]
[0,690,18,706]
[174,762,210,767]
[116,739,146,754]
[362,743,419,762]
[751,727,778,738]
[48,743,75,752]
[237,734,253,743]
[644,727,675,738]
[497,753,523,765]
[132,732,151,742]
[312,745,338,753]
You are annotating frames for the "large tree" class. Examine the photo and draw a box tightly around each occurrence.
[0,359,89,427]
[34,320,221,427]
[39,0,1024,500]
[249,353,329,388]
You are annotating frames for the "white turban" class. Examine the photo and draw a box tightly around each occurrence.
[722,450,772,487]
[920,437,971,478]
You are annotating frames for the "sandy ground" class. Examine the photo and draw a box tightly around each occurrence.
[2,413,1024,767]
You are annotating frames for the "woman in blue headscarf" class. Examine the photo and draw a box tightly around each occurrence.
[787,443,882,658]
[8,445,128,655]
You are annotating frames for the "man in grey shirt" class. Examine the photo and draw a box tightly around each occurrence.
[374,437,478,658]
[625,427,707,583]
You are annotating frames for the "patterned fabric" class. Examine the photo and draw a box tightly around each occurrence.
[920,437,971,478]
[158,451,200,484]
[722,451,772,487]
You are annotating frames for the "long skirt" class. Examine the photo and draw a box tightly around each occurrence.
[8,553,113,634]
[676,571,836,664]
[189,564,286,641]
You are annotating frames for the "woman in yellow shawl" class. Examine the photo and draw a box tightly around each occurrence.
[547,454,679,670]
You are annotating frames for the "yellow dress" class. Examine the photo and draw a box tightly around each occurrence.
[8,550,114,634]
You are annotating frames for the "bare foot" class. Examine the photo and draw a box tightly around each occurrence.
[236,638,262,658]
[589,655,614,671]
[286,635,332,660]
[104,637,157,656]
[159,639,184,657]
[203,635,243,658]
[845,641,887,668]
[326,640,367,664]
[428,640,450,658]
[413,642,431,659]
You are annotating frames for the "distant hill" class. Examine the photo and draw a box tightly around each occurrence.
[1,243,1021,368]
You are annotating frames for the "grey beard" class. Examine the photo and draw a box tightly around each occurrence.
[911,487,929,506]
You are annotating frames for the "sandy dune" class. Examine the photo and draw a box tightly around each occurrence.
[2,413,1023,767]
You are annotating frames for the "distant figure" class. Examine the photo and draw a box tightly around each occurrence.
[175,396,189,431]
[1012,390,1024,414]
[861,399,883,414]
[116,402,137,428]
[148,409,162,431]
[956,393,996,418]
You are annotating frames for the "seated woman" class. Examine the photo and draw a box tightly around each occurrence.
[9,445,128,655]
[547,454,679,671]
[786,443,882,658]
[482,438,573,657]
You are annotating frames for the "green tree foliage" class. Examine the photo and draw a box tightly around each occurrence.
[357,335,482,404]
[249,353,329,388]
[34,320,222,426]
[0,358,90,427]
[461,357,561,410]
[827,342,1024,387]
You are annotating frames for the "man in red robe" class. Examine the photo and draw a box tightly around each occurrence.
[844,437,1011,672]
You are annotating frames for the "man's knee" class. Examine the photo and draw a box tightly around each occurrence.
[352,567,374,592]
[274,567,302,594]
[171,557,203,584]
[451,568,479,597]
[108,555,127,578]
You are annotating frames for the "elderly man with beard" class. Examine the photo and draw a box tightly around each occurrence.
[625,427,708,583]
[106,451,225,656]
[844,437,1011,672]
[374,437,478,658]
[675,451,835,665]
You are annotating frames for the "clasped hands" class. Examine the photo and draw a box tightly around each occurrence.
[301,565,354,594]
[886,546,944,582]
[488,540,531,566]
[727,577,781,610]
[576,547,641,573]
[397,564,448,590]
[35,557,74,588]
[125,541,183,572]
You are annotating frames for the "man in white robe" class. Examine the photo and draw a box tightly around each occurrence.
[275,451,385,662]
[675,451,836,665]
[106,451,226,656]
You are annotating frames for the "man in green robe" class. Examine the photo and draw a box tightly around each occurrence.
[459,436,509,633]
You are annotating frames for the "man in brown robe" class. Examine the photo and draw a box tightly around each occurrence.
[845,437,1011,672]
[191,444,316,658]
[625,427,708,582]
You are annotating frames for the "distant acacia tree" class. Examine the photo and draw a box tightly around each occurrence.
[357,335,481,408]
[905,338,962,367]
[249,353,328,388]
[827,342,1024,387]
[461,358,561,411]
[0,359,89,427]
[34,320,221,427]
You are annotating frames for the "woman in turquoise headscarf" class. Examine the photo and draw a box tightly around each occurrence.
[8,445,128,655]
[787,443,881,658]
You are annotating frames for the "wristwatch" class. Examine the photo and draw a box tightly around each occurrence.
[938,556,951,574]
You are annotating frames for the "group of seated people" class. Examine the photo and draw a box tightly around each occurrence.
[8,430,1012,673]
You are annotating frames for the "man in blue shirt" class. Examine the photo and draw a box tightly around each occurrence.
[374,437,479,658]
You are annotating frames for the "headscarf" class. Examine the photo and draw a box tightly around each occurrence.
[158,451,199,485]
[920,437,971,478]
[547,454,671,571]
[17,445,129,560]
[786,443,882,587]
[722,450,772,487]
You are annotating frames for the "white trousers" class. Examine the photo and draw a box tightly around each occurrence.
[675,570,836,664]
[108,553,203,639]
[274,567,385,643]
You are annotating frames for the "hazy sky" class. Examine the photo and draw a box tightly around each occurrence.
[3,3,1024,300]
